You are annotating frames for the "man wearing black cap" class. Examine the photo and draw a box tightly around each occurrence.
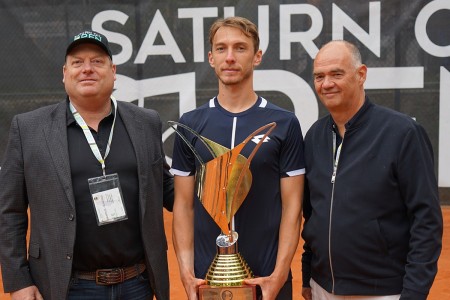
[0,30,174,299]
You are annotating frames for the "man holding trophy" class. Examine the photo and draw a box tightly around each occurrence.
[171,16,305,300]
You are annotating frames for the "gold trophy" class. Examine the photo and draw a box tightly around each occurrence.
[169,121,277,300]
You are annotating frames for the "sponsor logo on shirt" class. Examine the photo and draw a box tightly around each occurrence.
[251,134,270,144]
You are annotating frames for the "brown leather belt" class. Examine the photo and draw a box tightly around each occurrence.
[75,262,146,285]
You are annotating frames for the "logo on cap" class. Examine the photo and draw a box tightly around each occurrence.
[66,30,112,60]
[74,31,103,43]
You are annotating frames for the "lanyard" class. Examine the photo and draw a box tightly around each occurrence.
[331,131,342,184]
[69,97,118,177]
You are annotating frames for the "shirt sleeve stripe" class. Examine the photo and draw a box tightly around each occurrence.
[170,168,191,176]
[286,168,306,176]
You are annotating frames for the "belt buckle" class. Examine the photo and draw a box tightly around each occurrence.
[95,268,125,285]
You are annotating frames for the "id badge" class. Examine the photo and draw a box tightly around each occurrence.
[88,173,128,226]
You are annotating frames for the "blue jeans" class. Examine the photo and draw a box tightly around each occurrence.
[67,272,153,300]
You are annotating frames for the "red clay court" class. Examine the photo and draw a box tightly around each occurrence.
[1,207,449,299]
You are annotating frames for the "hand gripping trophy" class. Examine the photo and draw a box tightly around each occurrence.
[168,121,277,300]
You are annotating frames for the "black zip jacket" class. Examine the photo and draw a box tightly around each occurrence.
[301,98,442,299]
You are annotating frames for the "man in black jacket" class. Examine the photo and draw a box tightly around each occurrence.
[301,40,443,300]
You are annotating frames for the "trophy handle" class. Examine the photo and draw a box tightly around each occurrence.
[168,121,216,165]
[215,122,276,242]
[229,122,277,220]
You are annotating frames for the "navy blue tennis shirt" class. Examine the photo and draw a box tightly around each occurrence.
[171,96,305,279]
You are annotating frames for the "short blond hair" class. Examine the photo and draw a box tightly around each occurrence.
[209,16,260,54]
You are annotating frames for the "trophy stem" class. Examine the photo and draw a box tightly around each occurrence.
[217,241,237,255]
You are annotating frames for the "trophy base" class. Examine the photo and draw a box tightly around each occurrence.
[198,284,256,300]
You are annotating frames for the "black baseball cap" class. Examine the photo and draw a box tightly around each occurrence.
[66,30,112,60]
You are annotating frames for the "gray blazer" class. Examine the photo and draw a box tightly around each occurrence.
[0,100,174,299]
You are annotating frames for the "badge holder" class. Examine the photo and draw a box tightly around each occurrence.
[88,173,128,226]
